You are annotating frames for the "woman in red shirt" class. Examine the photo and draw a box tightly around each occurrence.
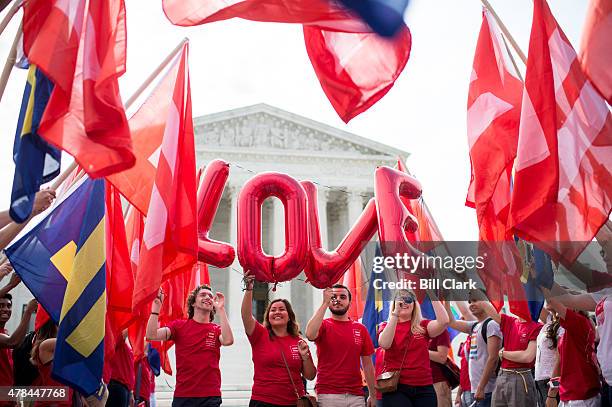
[242,271,316,407]
[377,289,449,407]
[542,288,601,406]
[29,320,73,407]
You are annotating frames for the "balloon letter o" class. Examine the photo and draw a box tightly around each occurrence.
[237,172,308,283]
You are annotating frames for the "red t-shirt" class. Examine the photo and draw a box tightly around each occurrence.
[499,314,541,369]
[134,357,152,402]
[459,340,471,391]
[314,318,374,396]
[109,339,135,391]
[168,319,222,397]
[0,330,12,387]
[32,349,73,407]
[378,320,432,386]
[248,322,305,406]
[0,329,13,407]
[558,310,601,402]
[429,330,451,384]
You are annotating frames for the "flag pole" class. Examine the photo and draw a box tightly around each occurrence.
[50,37,190,190]
[480,0,527,65]
[124,37,188,109]
[0,37,190,260]
[0,0,22,38]
[0,20,21,103]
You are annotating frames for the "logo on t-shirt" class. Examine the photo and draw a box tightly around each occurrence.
[353,328,363,346]
[290,345,301,361]
[204,331,216,348]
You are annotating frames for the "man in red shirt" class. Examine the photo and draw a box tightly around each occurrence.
[482,302,542,407]
[146,285,234,407]
[107,330,135,407]
[306,284,376,407]
[0,273,37,407]
[429,329,452,407]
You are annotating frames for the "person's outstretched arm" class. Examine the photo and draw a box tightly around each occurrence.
[145,291,171,341]
[305,287,332,341]
[241,271,256,336]
[0,299,37,348]
[214,292,234,346]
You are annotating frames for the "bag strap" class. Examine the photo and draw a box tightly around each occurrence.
[278,341,302,399]
[382,324,412,373]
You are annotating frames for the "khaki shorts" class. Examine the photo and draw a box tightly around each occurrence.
[317,393,366,407]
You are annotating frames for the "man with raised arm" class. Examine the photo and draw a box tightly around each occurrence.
[146,285,234,407]
[480,300,541,407]
[306,284,376,407]
[0,272,37,407]
[446,290,502,407]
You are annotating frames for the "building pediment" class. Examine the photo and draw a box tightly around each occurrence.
[193,104,408,159]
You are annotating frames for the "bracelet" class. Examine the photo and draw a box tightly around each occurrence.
[547,396,557,399]
[151,312,159,315]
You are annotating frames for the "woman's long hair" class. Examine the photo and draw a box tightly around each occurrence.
[393,289,425,335]
[30,319,57,366]
[263,299,300,337]
[545,311,561,350]
[186,285,215,321]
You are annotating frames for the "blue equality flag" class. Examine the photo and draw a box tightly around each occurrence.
[338,0,410,37]
[363,243,391,348]
[10,64,60,223]
[5,178,106,396]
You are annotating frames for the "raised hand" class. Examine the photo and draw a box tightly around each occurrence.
[25,298,38,314]
[322,287,333,306]
[297,339,311,360]
[214,292,225,310]
[0,263,12,280]
[243,270,255,291]
[32,189,56,215]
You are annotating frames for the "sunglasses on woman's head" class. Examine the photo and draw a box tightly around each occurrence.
[397,296,414,305]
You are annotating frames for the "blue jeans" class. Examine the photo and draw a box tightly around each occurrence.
[603,381,612,407]
[382,383,437,407]
[471,393,492,407]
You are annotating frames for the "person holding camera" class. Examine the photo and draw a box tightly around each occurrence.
[306,284,376,407]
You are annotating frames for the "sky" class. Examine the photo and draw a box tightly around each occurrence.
[0,0,590,242]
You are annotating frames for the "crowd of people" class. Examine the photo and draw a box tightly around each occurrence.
[2,262,611,407]
[0,192,611,407]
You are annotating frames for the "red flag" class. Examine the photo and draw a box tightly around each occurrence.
[106,50,185,214]
[190,262,211,289]
[304,27,411,122]
[465,9,522,232]
[580,0,612,104]
[23,0,134,177]
[342,257,365,321]
[509,0,612,265]
[161,0,410,123]
[125,206,147,359]
[105,182,135,335]
[132,42,198,314]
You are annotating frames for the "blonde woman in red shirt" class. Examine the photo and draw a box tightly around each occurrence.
[377,289,449,407]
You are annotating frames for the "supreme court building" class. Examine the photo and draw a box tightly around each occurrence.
[6,104,409,405]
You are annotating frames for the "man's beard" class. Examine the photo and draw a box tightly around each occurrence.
[330,305,349,316]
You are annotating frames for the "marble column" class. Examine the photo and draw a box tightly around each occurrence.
[311,189,329,314]
[227,186,242,326]
[271,198,292,300]
[347,190,364,227]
